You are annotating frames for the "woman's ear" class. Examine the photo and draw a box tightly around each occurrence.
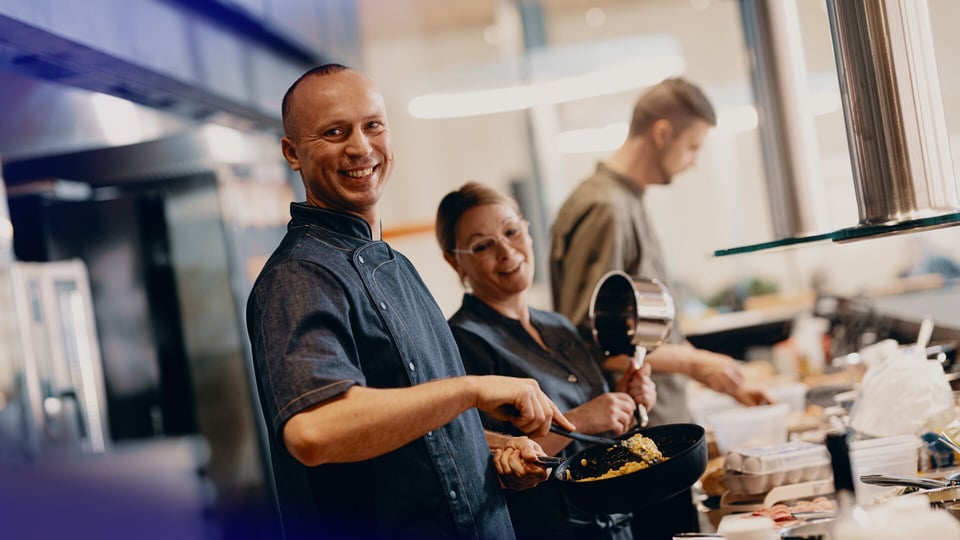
[443,252,470,288]
[443,252,461,275]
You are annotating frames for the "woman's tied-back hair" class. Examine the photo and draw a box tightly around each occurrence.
[436,182,520,254]
[628,77,717,137]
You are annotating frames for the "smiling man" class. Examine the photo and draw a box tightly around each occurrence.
[247,64,574,540]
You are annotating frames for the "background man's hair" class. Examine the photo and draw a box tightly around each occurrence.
[628,77,717,137]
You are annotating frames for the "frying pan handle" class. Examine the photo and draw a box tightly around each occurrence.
[549,424,620,447]
[534,456,565,467]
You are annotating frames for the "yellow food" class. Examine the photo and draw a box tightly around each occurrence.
[622,433,664,463]
[575,434,666,482]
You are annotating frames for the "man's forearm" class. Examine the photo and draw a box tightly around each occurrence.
[284,377,482,466]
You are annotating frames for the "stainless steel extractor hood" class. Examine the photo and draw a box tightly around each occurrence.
[826,0,960,241]
[717,0,960,256]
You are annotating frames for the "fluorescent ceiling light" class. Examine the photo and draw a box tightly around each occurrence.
[716,105,760,134]
[91,93,144,146]
[409,56,686,119]
[203,124,252,163]
[556,122,628,154]
[0,218,12,243]
[557,89,842,154]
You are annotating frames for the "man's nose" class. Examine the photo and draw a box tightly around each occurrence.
[346,130,372,156]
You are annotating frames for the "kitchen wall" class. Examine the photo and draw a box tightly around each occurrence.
[358,0,960,318]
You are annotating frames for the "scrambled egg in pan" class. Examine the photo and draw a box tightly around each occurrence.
[571,434,665,482]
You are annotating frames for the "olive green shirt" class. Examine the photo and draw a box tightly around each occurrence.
[550,162,691,426]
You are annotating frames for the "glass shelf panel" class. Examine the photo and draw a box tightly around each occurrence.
[714,212,960,257]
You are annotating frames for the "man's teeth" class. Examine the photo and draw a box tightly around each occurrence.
[344,167,374,178]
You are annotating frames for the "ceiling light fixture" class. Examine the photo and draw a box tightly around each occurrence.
[408,55,686,119]
[556,89,841,155]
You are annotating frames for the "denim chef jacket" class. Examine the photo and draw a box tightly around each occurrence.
[449,294,631,540]
[246,203,514,540]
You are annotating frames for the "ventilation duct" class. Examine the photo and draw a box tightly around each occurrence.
[826,0,960,241]
[718,0,960,256]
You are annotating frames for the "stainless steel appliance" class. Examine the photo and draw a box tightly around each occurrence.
[3,259,108,459]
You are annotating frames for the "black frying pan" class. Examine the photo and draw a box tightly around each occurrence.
[550,423,707,513]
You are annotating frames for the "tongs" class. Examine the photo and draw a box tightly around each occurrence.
[938,432,960,455]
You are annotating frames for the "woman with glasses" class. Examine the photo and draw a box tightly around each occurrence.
[436,182,657,540]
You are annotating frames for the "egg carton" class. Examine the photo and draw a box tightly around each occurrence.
[724,464,832,495]
[723,441,831,495]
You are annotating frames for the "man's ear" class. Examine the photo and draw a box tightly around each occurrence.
[281,137,301,171]
[650,119,674,148]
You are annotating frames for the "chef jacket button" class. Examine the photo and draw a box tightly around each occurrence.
[408,362,416,371]
[567,374,578,383]
[449,490,457,500]
[426,431,432,437]
[379,301,387,310]
[358,255,365,264]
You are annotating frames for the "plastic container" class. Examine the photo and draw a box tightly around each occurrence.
[849,435,923,507]
[717,515,777,540]
[708,403,790,454]
[723,441,831,495]
[690,384,806,430]
[765,383,807,413]
[688,389,739,428]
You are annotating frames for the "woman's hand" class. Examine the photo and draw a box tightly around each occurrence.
[562,393,637,436]
[617,360,657,412]
[489,435,550,491]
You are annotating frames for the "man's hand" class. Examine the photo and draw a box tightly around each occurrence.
[475,376,575,437]
[686,349,745,397]
[732,387,774,406]
[487,434,550,491]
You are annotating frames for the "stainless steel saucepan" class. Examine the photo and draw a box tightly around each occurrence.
[589,271,675,427]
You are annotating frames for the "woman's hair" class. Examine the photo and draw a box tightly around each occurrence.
[435,182,519,254]
[628,77,717,137]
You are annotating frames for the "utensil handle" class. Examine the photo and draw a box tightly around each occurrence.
[635,404,649,428]
[631,347,649,428]
[939,433,960,455]
[549,424,619,447]
[859,474,947,489]
[534,456,565,467]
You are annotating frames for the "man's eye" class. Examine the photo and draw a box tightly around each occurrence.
[324,128,344,137]
[367,121,384,129]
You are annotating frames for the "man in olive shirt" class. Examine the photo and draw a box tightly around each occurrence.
[550,79,770,539]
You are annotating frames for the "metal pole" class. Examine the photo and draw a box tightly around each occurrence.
[738,0,828,238]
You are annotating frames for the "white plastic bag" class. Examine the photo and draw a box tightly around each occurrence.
[849,345,957,437]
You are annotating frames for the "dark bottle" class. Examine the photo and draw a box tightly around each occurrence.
[824,430,870,539]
